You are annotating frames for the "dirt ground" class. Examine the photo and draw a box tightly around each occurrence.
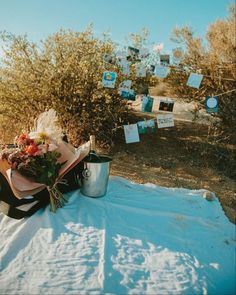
[104,110,236,224]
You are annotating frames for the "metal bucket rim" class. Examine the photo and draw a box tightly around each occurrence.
[83,155,112,164]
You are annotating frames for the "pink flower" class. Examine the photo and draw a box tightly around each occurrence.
[16,133,32,146]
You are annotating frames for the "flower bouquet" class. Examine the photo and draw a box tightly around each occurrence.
[0,109,90,213]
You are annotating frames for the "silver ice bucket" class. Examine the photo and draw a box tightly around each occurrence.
[81,156,112,198]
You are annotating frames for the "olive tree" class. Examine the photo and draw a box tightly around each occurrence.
[167,4,236,145]
[0,27,153,146]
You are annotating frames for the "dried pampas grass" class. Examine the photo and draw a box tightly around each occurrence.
[30,109,63,143]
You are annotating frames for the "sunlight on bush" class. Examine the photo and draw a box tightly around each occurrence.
[0,27,153,146]
[167,4,236,145]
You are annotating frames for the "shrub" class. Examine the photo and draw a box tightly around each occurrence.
[0,28,153,146]
[166,4,236,146]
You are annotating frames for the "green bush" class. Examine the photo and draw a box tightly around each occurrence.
[0,28,153,146]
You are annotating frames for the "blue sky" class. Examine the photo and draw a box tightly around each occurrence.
[0,0,233,52]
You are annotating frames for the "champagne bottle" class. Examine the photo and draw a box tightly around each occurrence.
[86,135,101,162]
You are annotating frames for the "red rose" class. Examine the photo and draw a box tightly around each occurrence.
[24,143,39,156]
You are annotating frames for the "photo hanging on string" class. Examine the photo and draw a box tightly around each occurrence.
[205,96,219,113]
[154,66,170,78]
[146,119,156,133]
[156,113,174,128]
[127,46,140,62]
[148,65,155,75]
[103,53,116,65]
[120,89,136,101]
[102,71,117,88]
[160,54,170,66]
[117,58,130,76]
[118,80,135,101]
[141,95,154,112]
[186,73,203,89]
[119,80,132,90]
[124,124,140,143]
[137,121,147,134]
[136,63,146,78]
[159,99,174,112]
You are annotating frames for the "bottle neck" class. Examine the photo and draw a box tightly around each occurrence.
[89,135,96,152]
[87,135,101,162]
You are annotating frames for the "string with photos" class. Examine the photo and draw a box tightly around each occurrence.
[167,63,236,82]
[111,116,169,131]
[112,42,236,81]
[102,42,235,141]
[111,92,236,141]
[110,88,236,133]
[118,40,235,80]
[102,41,235,92]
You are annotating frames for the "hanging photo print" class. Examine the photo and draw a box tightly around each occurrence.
[187,73,203,89]
[120,89,136,101]
[137,121,147,134]
[118,58,130,75]
[156,113,174,128]
[160,54,170,65]
[118,80,135,100]
[127,46,140,62]
[205,96,219,113]
[146,119,156,133]
[149,64,155,75]
[122,62,130,76]
[102,71,117,88]
[124,124,140,143]
[119,80,132,90]
[141,95,154,112]
[154,66,170,78]
[136,63,146,77]
[103,53,116,65]
[159,99,174,112]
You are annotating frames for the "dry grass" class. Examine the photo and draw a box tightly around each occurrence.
[102,119,236,224]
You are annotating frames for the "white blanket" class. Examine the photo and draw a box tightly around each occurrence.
[0,176,235,294]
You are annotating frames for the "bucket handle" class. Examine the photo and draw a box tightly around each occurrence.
[82,168,91,179]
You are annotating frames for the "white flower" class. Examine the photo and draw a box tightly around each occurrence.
[30,109,63,143]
